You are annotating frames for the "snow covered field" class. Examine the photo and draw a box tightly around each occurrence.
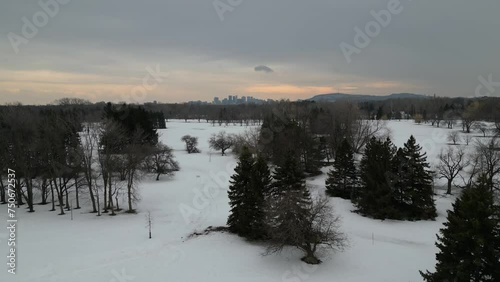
[0,120,488,282]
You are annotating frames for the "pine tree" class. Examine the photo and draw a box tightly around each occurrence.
[268,152,312,245]
[358,137,397,219]
[402,135,436,220]
[421,176,500,281]
[247,154,272,239]
[389,148,412,211]
[227,147,255,236]
[326,139,357,199]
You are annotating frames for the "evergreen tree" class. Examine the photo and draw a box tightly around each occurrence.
[401,135,436,220]
[421,176,500,281]
[227,147,255,236]
[389,148,412,212]
[301,127,324,175]
[268,152,312,245]
[326,139,357,199]
[358,137,397,219]
[260,115,323,175]
[247,154,272,239]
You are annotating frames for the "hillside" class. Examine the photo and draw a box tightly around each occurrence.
[308,93,429,102]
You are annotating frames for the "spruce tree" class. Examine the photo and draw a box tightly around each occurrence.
[389,148,412,212]
[227,147,255,236]
[421,176,500,281]
[326,139,357,199]
[402,135,436,220]
[247,154,272,239]
[358,137,397,219]
[268,152,312,245]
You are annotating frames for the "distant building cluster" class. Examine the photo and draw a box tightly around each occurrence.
[186,95,275,105]
[213,95,271,105]
[212,95,274,105]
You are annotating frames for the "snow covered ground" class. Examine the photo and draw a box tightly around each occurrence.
[0,120,490,282]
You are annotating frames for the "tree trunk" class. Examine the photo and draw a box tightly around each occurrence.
[108,175,115,215]
[108,191,115,215]
[56,179,65,215]
[74,177,81,209]
[301,248,320,265]
[87,177,97,213]
[127,182,133,213]
[0,178,6,204]
[40,179,48,205]
[16,178,23,206]
[156,173,160,181]
[26,178,34,212]
[103,177,108,213]
[65,181,70,211]
[95,184,101,216]
[115,195,120,211]
[50,180,56,211]
[446,179,452,195]
[127,170,134,213]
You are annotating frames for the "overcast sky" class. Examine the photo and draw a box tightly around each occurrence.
[1,0,499,104]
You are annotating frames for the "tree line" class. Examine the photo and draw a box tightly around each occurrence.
[0,103,178,215]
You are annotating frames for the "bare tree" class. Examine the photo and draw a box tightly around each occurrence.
[144,143,179,181]
[97,121,127,215]
[474,122,489,137]
[350,119,390,153]
[53,97,92,106]
[181,135,200,153]
[473,139,500,193]
[122,130,153,213]
[80,123,101,213]
[414,114,423,124]
[464,134,474,146]
[447,131,461,145]
[266,196,348,264]
[461,102,479,133]
[436,146,469,194]
[431,114,442,128]
[231,127,261,155]
[209,131,235,156]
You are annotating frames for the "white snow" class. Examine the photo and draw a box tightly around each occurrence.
[0,119,489,282]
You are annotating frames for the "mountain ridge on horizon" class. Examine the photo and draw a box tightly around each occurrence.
[307,92,430,102]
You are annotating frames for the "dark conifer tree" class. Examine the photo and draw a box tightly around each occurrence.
[326,139,357,199]
[389,148,411,211]
[402,135,436,220]
[358,137,397,219]
[267,152,312,244]
[227,147,254,236]
[421,176,500,281]
[247,154,272,239]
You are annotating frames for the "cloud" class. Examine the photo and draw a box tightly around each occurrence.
[254,65,274,73]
